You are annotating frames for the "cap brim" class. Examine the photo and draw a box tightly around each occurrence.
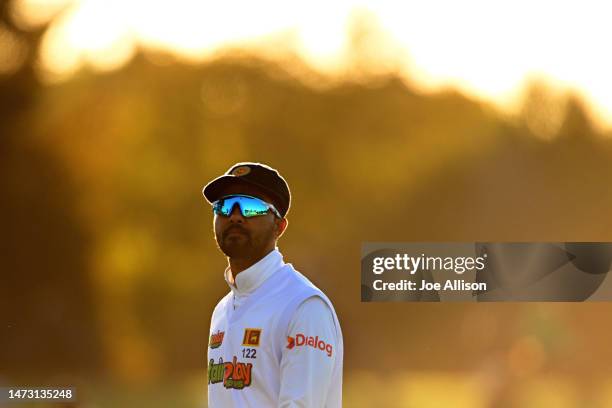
[202,175,283,207]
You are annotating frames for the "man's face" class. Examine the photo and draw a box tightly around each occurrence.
[213,183,284,260]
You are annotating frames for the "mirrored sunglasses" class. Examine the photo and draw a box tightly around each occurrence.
[212,194,282,218]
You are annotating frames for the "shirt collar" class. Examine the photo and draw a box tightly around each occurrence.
[224,248,284,295]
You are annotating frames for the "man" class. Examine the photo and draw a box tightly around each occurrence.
[202,162,343,407]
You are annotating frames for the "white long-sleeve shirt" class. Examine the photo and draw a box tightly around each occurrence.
[279,296,337,407]
[207,249,343,407]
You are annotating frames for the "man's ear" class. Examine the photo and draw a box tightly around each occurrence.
[276,218,288,238]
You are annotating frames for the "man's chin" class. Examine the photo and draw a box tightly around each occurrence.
[219,243,252,259]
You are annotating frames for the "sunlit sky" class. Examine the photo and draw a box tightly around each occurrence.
[12,0,612,127]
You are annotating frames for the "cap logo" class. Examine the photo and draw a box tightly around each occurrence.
[231,166,251,177]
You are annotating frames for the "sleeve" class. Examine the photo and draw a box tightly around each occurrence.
[278,296,338,408]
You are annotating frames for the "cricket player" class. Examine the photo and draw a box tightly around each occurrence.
[202,162,343,407]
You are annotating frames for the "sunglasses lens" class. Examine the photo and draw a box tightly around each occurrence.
[213,196,271,217]
[212,200,228,215]
[240,197,269,217]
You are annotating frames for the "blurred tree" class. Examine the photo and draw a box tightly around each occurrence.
[520,80,567,140]
[0,0,101,378]
[557,95,597,141]
[2,1,612,387]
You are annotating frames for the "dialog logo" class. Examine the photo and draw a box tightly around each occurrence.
[209,330,224,349]
[286,333,333,357]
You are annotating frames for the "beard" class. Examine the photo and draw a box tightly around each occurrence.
[216,223,275,260]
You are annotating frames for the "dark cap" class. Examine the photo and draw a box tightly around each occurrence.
[202,162,291,217]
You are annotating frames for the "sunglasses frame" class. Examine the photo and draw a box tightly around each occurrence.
[212,194,282,219]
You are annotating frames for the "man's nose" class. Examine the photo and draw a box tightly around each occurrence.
[228,203,245,222]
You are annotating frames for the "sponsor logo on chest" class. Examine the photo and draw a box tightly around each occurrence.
[209,330,225,349]
[208,356,253,389]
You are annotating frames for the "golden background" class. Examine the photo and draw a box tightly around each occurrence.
[2,1,612,407]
